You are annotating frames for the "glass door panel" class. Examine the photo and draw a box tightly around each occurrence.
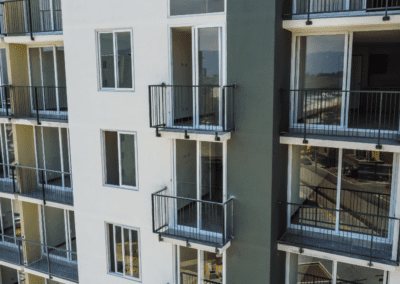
[296,34,345,126]
[43,127,62,186]
[119,133,136,187]
[200,142,223,233]
[203,251,222,283]
[0,198,15,243]
[176,140,197,228]
[56,47,67,111]
[197,27,221,129]
[42,47,57,112]
[180,247,198,284]
[29,48,44,111]
[290,146,339,230]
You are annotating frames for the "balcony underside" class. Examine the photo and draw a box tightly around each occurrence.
[27,257,78,283]
[159,128,231,141]
[19,187,73,206]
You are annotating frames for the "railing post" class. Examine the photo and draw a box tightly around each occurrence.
[222,203,226,245]
[383,0,390,21]
[41,170,46,205]
[315,188,318,227]
[369,216,376,267]
[27,0,34,40]
[34,87,41,125]
[4,86,9,117]
[151,194,155,233]
[11,166,16,193]
[46,245,51,275]
[376,92,383,149]
[303,91,308,144]
[148,86,153,128]
[222,86,226,132]
[18,238,22,265]
[300,205,304,253]
[306,0,312,25]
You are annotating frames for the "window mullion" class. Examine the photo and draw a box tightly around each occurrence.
[335,148,343,232]
[332,261,338,284]
[3,125,10,177]
[113,225,117,273]
[41,127,47,182]
[0,198,4,240]
[129,229,133,277]
[0,124,5,178]
[118,132,122,187]
[113,32,118,90]
[122,227,126,276]
[59,127,65,188]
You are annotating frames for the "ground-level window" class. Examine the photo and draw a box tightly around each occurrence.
[178,246,223,284]
[288,252,387,283]
[106,223,140,280]
[103,130,138,189]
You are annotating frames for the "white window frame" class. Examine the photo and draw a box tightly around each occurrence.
[168,23,227,131]
[27,45,67,115]
[33,126,72,190]
[0,48,9,112]
[167,0,227,18]
[0,123,15,180]
[286,145,400,260]
[285,252,388,284]
[105,223,142,282]
[102,130,139,190]
[171,139,227,235]
[175,245,226,284]
[39,205,76,262]
[96,29,135,92]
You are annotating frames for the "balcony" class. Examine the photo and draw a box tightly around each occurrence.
[0,85,68,122]
[284,0,400,22]
[17,166,73,206]
[0,234,78,282]
[279,198,400,265]
[149,85,235,138]
[152,188,234,250]
[283,89,400,148]
[0,0,62,37]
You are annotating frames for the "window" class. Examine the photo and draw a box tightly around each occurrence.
[170,0,225,16]
[106,223,141,280]
[98,30,134,90]
[0,123,15,179]
[0,198,20,243]
[35,126,71,188]
[103,131,138,189]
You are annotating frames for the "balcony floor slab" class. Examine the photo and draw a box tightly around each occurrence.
[27,257,78,283]
[0,242,22,265]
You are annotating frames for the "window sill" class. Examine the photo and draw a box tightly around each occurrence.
[107,272,141,282]
[103,184,139,191]
[98,88,135,93]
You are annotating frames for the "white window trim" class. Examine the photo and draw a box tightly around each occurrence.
[33,126,72,190]
[105,222,142,282]
[101,130,139,190]
[167,0,227,18]
[286,145,400,256]
[96,29,135,92]
[27,45,67,115]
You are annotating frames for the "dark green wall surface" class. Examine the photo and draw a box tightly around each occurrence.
[226,0,291,283]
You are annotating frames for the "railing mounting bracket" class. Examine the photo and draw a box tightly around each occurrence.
[158,234,163,242]
[184,130,190,139]
[215,132,220,141]
[383,16,390,21]
[215,245,219,254]
[306,20,312,25]
[376,144,382,150]
[186,239,190,247]
[368,261,373,267]
[156,127,161,137]
[299,247,304,254]
[302,139,308,144]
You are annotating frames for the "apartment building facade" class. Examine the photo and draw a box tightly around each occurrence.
[278,0,400,283]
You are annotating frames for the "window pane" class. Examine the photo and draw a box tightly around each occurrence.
[203,251,222,283]
[104,131,119,186]
[170,0,224,16]
[116,32,132,89]
[295,254,333,283]
[35,126,44,170]
[100,33,115,88]
[5,124,14,167]
[119,134,136,187]
[131,230,139,279]
[115,226,123,273]
[198,28,219,86]
[43,127,62,186]
[41,47,56,87]
[61,128,71,187]
[1,198,15,242]
[69,211,76,253]
[56,47,66,87]
[0,124,7,178]
[290,146,338,230]
[29,48,42,86]
[44,207,66,250]
[340,150,392,236]
[123,228,130,276]
[180,246,197,282]
[108,224,115,272]
[0,49,8,85]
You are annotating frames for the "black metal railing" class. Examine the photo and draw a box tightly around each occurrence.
[0,164,18,194]
[284,0,400,22]
[180,272,221,284]
[149,85,235,136]
[0,86,11,117]
[0,234,78,283]
[10,86,68,123]
[298,273,360,284]
[17,166,73,206]
[0,0,62,37]
[287,89,400,147]
[152,188,234,247]
[280,202,400,264]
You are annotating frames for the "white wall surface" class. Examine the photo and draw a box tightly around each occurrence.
[61,0,226,283]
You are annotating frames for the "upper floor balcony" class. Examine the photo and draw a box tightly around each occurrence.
[284,0,400,23]
[149,84,235,139]
[0,85,68,123]
[152,188,234,252]
[0,0,62,38]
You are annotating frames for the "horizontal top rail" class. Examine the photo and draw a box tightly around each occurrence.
[13,164,71,175]
[153,189,234,205]
[283,201,399,220]
[149,84,236,88]
[316,186,391,197]
[289,89,400,94]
